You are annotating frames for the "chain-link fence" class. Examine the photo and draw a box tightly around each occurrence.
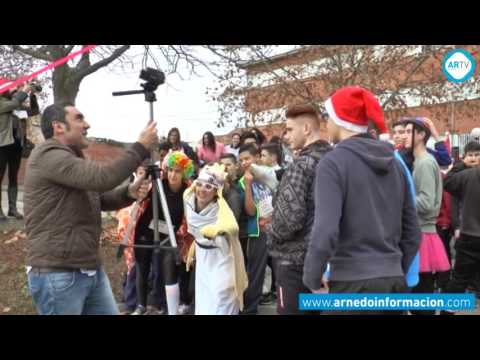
[452,133,478,157]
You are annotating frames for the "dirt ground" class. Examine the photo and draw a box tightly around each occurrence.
[0,219,126,315]
[1,218,478,316]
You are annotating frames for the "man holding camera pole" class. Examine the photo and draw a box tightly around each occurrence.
[24,102,159,315]
[0,80,41,220]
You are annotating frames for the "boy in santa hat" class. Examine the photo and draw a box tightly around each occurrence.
[303,86,422,314]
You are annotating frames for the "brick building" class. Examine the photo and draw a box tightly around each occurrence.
[218,45,480,144]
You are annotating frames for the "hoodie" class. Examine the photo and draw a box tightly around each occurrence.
[444,161,480,238]
[303,135,421,290]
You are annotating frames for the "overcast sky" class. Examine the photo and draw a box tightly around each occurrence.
[37,45,301,144]
[43,46,239,144]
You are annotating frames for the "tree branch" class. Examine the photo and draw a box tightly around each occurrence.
[63,45,76,56]
[381,47,437,108]
[249,46,316,106]
[10,45,53,62]
[75,45,130,79]
[76,45,92,73]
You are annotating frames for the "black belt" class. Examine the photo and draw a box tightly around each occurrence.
[195,240,217,250]
[30,267,78,273]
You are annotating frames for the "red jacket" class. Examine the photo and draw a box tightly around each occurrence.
[437,189,452,229]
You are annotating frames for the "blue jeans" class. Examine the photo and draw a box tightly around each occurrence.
[122,265,138,312]
[27,268,119,315]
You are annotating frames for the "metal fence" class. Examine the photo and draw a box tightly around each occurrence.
[452,133,478,157]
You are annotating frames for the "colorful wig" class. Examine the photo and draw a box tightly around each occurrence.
[165,151,194,180]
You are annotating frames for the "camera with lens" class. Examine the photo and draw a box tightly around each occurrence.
[139,67,165,91]
[29,82,42,93]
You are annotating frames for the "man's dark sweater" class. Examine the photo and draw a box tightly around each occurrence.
[444,161,480,238]
[303,135,421,290]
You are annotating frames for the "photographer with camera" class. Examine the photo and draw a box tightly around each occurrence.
[24,102,159,315]
[0,80,41,220]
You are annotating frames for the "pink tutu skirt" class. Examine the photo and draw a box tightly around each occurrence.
[419,232,451,273]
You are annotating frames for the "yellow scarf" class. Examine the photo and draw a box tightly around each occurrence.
[184,180,248,311]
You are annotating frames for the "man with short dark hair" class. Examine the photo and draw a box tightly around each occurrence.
[240,131,259,147]
[267,104,331,314]
[220,153,238,182]
[392,121,407,150]
[225,133,241,159]
[220,153,242,223]
[260,143,284,182]
[237,143,273,314]
[25,103,159,315]
[442,140,480,314]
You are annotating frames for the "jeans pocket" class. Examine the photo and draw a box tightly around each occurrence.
[27,272,42,295]
[47,272,76,292]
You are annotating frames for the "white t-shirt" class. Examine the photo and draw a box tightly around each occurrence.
[225,145,239,159]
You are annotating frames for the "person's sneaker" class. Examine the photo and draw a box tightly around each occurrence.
[440,310,455,315]
[130,305,147,315]
[260,292,275,305]
[7,209,23,220]
[178,304,191,315]
[146,306,166,315]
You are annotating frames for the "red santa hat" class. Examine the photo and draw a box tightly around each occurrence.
[325,86,390,141]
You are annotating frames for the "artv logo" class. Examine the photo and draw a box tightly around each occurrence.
[442,49,477,83]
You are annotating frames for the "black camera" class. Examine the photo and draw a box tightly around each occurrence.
[29,82,42,93]
[140,68,165,88]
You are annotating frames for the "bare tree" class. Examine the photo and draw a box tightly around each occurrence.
[1,45,131,104]
[0,44,237,105]
[206,45,480,130]
[2,45,477,131]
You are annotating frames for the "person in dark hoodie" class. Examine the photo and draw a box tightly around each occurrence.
[303,86,421,315]
[441,140,480,314]
[267,104,331,314]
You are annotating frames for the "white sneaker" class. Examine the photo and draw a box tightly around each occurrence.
[130,305,147,315]
[178,304,191,315]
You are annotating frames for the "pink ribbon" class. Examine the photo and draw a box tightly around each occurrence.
[0,45,97,95]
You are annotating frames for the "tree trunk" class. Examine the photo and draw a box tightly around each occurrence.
[52,64,80,105]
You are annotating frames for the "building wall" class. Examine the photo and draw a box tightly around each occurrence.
[217,99,479,144]
[240,45,480,134]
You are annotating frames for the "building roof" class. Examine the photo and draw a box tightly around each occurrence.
[237,46,311,69]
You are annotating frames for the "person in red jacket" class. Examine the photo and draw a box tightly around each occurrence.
[436,171,453,291]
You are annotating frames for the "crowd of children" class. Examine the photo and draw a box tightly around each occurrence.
[115,87,480,315]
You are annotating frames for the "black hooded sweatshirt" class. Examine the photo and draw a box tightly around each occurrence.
[303,134,421,290]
